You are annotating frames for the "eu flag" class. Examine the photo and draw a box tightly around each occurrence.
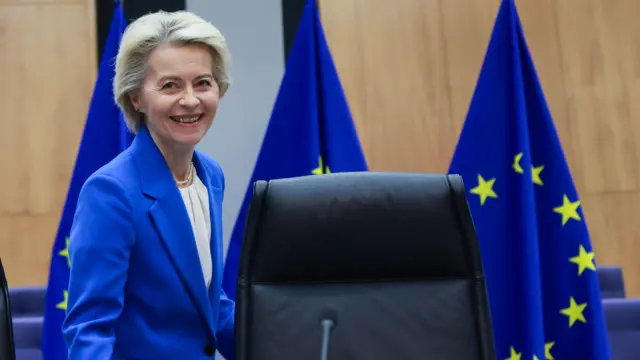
[42,1,133,359]
[448,0,611,359]
[222,0,368,301]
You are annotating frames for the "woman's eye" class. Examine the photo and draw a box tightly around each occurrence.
[162,82,176,89]
[198,80,212,87]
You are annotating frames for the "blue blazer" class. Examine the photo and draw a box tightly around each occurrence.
[63,125,235,360]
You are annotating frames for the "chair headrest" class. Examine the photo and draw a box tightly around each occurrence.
[238,172,484,284]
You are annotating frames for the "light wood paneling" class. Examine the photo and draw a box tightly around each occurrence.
[320,0,640,296]
[0,1,96,285]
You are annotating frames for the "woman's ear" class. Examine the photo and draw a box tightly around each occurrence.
[129,91,142,111]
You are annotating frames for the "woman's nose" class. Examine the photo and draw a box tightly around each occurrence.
[179,89,199,108]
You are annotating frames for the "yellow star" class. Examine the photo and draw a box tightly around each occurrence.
[513,153,524,174]
[533,356,539,360]
[311,156,331,175]
[560,297,587,327]
[56,290,68,311]
[470,174,498,205]
[59,237,71,268]
[569,245,596,276]
[505,346,521,360]
[532,165,544,186]
[553,194,581,226]
[545,341,555,359]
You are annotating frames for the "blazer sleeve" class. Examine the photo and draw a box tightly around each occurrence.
[62,173,135,360]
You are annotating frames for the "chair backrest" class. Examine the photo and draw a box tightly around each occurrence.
[603,298,640,360]
[235,172,495,360]
[0,258,16,360]
[13,316,43,360]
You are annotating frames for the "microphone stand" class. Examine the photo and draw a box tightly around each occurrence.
[320,318,334,360]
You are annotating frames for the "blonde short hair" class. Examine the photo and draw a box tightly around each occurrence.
[113,11,231,133]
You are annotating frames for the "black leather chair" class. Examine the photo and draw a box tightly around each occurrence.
[0,258,16,360]
[235,172,495,360]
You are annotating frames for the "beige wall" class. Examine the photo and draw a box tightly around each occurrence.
[320,0,640,297]
[0,0,96,286]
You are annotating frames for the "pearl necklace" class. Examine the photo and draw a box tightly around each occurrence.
[176,162,194,186]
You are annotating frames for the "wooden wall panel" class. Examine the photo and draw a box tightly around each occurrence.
[320,0,640,297]
[0,0,96,285]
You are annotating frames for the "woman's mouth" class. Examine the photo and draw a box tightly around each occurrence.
[169,114,202,124]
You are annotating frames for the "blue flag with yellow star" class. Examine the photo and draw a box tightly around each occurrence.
[448,0,611,359]
[41,1,133,359]
[221,0,368,301]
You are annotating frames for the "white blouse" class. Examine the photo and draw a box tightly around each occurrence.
[179,173,212,289]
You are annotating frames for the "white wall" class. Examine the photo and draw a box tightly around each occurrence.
[187,0,285,256]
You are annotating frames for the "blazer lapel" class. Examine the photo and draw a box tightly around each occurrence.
[192,153,224,304]
[131,126,215,337]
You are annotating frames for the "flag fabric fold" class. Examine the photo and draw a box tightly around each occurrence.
[448,0,611,359]
[222,0,368,301]
[42,1,132,359]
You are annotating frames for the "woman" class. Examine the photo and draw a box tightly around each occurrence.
[62,10,235,360]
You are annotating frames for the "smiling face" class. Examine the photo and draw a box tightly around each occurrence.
[129,42,220,155]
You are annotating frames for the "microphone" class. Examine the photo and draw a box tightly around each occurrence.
[319,308,338,360]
